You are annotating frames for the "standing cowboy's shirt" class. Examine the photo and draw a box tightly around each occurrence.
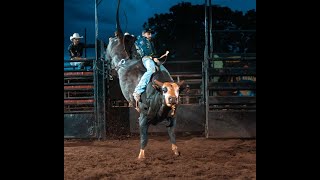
[68,42,85,58]
[135,35,157,58]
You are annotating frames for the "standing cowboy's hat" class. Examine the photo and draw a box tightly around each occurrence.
[70,33,83,41]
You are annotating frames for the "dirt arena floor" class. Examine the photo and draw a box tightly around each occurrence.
[64,135,256,180]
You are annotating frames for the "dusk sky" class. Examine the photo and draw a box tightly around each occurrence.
[64,0,256,59]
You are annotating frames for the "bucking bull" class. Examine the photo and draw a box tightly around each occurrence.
[105,0,185,159]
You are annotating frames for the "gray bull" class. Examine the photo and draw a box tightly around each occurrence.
[106,0,184,159]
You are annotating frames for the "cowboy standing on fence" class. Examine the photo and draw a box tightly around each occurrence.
[68,33,87,69]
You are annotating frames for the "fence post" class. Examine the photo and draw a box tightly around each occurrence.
[94,39,106,140]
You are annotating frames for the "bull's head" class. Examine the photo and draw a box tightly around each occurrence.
[153,80,185,116]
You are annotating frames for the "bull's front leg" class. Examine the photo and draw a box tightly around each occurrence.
[167,117,180,156]
[138,113,149,159]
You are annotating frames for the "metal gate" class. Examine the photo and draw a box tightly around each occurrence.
[204,52,256,138]
[64,40,106,139]
[203,0,256,138]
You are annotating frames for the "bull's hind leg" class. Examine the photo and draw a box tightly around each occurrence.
[167,117,180,156]
[138,113,149,159]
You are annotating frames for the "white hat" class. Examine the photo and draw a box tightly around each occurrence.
[70,33,83,41]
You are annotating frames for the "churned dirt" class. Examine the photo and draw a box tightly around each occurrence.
[64,135,256,180]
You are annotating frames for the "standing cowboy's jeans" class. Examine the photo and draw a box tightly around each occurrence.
[64,61,84,70]
[134,56,172,95]
[70,61,83,69]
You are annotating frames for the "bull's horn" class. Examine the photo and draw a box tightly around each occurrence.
[154,80,163,87]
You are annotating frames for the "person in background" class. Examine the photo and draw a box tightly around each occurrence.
[68,33,87,69]
[235,63,256,96]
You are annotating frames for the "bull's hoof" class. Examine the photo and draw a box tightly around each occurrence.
[138,149,145,159]
[137,157,145,160]
[171,144,180,156]
[137,153,145,159]
[173,150,180,156]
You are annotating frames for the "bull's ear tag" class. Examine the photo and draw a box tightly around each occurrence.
[171,105,176,116]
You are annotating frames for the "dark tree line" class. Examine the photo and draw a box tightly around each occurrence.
[142,2,256,60]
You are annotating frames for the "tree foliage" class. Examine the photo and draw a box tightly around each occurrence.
[142,2,256,59]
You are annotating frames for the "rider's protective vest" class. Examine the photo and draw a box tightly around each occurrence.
[135,35,157,58]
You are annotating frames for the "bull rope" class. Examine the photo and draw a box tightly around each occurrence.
[158,50,169,65]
